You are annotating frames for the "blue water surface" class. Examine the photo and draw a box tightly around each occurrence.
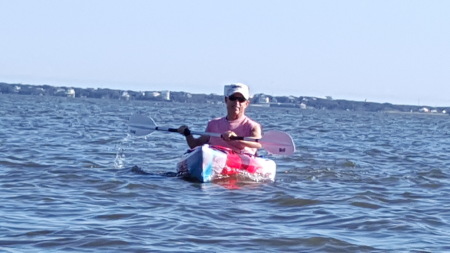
[0,94,449,252]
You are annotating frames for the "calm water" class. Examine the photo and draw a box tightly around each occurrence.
[1,94,449,252]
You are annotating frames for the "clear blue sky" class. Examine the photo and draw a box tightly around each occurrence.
[1,0,449,106]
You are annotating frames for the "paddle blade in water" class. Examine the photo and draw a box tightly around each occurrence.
[128,114,157,136]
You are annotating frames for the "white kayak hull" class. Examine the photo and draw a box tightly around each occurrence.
[177,144,276,183]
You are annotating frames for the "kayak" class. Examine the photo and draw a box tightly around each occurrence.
[177,145,277,183]
[176,144,277,183]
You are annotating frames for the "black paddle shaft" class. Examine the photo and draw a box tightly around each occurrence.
[158,126,248,141]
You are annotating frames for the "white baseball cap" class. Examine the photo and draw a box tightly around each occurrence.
[224,83,250,100]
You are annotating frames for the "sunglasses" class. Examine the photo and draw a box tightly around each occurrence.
[228,95,247,103]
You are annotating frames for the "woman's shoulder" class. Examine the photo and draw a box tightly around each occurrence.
[243,116,261,127]
[208,116,226,123]
[206,116,226,128]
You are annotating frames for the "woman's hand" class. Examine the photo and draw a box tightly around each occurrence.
[177,125,191,137]
[221,130,237,141]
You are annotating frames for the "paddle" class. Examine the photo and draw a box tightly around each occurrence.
[128,114,296,155]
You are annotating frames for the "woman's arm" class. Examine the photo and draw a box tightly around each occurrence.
[178,125,209,149]
[221,125,263,150]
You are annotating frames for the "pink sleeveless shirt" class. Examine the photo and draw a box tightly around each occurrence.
[205,116,261,155]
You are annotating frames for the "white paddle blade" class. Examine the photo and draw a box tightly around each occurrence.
[260,130,296,155]
[128,114,157,136]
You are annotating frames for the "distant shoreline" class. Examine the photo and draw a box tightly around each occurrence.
[385,110,449,116]
[1,82,448,114]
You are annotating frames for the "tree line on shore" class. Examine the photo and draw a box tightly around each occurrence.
[1,82,448,114]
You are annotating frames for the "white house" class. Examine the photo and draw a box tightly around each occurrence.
[66,88,76,98]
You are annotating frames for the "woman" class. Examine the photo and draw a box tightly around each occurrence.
[178,83,262,155]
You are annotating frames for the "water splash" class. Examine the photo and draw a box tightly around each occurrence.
[114,134,133,169]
